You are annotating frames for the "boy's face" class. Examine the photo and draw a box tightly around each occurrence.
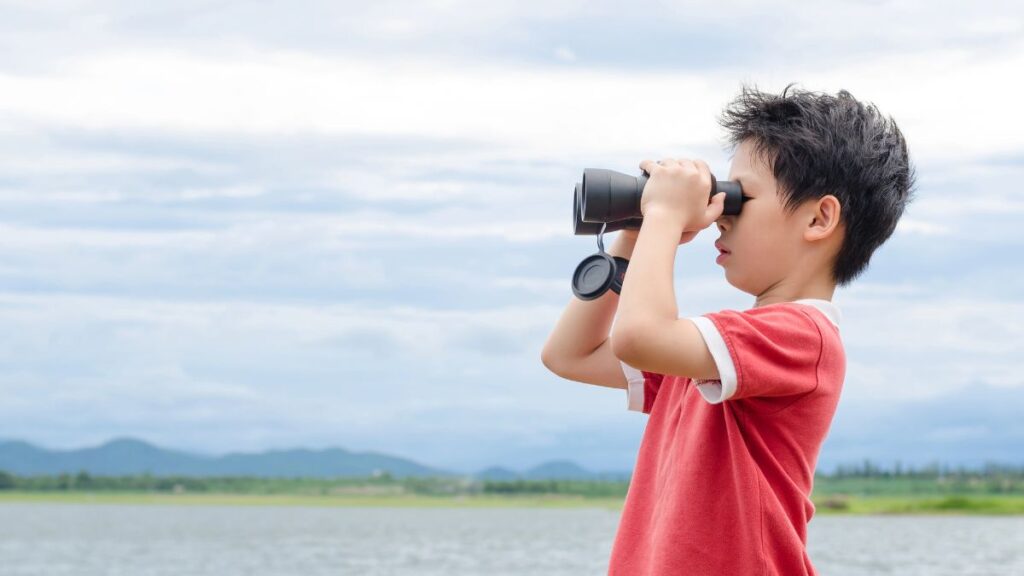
[715,139,811,296]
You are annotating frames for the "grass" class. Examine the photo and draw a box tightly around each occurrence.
[3,491,1024,514]
[813,494,1024,515]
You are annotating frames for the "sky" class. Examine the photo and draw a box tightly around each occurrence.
[0,0,1022,475]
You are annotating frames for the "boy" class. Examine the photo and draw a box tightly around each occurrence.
[540,83,916,575]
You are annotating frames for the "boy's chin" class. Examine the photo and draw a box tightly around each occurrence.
[722,270,757,296]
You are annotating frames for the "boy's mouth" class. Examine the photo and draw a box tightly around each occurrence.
[715,241,731,255]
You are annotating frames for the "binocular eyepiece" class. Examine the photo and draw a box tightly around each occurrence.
[570,167,746,300]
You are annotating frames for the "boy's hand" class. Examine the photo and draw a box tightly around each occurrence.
[638,157,726,243]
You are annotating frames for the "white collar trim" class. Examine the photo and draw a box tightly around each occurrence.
[790,298,841,328]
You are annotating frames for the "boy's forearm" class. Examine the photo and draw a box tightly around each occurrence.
[541,233,638,365]
[614,210,684,334]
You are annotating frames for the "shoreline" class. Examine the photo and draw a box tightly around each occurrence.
[3,492,1024,515]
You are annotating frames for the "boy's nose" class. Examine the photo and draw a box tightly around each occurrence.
[716,217,731,232]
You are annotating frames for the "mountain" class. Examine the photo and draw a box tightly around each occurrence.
[475,460,631,482]
[0,438,454,479]
[475,466,521,481]
[0,438,633,481]
[523,460,631,482]
[524,459,594,480]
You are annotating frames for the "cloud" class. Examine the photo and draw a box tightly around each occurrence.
[821,381,1024,471]
[0,0,1021,471]
[0,289,586,456]
[896,218,951,236]
[1,35,1021,163]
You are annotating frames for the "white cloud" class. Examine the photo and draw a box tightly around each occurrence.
[553,46,576,62]
[2,37,1018,164]
[833,294,1024,400]
[0,0,1022,468]
[0,50,720,155]
[896,218,952,236]
[0,287,616,458]
[0,290,559,366]
[0,146,231,176]
[491,276,567,297]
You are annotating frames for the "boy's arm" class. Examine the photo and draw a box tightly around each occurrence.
[545,337,628,390]
[613,317,721,382]
[540,232,638,390]
[610,208,721,382]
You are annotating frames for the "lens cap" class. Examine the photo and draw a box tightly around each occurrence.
[572,253,616,300]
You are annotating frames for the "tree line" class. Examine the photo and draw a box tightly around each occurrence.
[3,460,1024,497]
[0,470,628,497]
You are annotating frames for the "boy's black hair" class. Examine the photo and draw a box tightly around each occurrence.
[717,82,917,287]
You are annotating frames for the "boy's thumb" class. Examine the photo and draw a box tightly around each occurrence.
[708,192,726,218]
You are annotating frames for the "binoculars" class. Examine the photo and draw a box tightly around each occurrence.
[571,167,747,300]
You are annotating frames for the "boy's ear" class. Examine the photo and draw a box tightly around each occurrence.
[804,194,842,242]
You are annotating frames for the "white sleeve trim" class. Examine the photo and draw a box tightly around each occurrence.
[688,316,738,404]
[620,360,646,412]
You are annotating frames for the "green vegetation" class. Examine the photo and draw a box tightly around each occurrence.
[812,495,1024,515]
[3,461,1024,514]
[807,461,1024,515]
[0,470,627,498]
[817,460,1024,496]
[0,491,625,509]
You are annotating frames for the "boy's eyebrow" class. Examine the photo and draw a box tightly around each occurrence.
[730,174,755,192]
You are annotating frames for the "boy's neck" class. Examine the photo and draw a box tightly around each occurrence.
[753,276,836,308]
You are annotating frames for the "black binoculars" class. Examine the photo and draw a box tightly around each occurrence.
[571,167,747,300]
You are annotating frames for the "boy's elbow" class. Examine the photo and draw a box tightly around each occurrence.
[540,347,555,372]
[610,325,644,365]
[540,346,565,375]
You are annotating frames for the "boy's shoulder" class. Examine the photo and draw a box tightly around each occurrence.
[697,298,840,333]
[766,298,841,330]
[682,298,843,404]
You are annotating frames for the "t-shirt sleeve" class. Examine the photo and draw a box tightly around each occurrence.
[686,305,823,403]
[620,360,664,414]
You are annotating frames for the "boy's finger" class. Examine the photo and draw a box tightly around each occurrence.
[693,158,713,190]
[705,192,726,221]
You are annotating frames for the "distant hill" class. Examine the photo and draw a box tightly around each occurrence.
[0,438,453,479]
[522,459,629,481]
[0,438,632,481]
[475,466,521,481]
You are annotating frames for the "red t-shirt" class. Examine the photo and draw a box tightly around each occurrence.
[609,299,845,575]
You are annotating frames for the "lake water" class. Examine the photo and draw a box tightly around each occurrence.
[1,503,1022,575]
